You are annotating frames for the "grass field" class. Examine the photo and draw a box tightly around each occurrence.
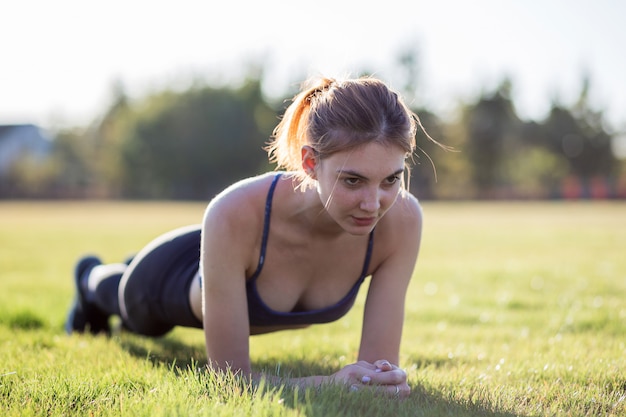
[1,201,625,416]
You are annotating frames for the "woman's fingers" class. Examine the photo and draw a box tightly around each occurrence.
[339,361,410,399]
[373,359,394,372]
[362,367,406,386]
[336,360,408,391]
[332,361,376,384]
[387,383,410,399]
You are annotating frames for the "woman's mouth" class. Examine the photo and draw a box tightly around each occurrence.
[352,216,376,227]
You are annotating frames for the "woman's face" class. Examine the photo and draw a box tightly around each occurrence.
[311,142,407,235]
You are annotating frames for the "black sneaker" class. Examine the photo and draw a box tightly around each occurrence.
[65,256,110,335]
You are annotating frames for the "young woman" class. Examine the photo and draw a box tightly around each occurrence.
[66,76,436,399]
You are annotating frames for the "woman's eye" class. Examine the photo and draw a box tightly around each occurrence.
[344,177,360,186]
[385,175,401,185]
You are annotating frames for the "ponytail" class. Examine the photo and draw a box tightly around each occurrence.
[267,78,335,171]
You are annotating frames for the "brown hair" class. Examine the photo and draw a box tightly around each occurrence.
[267,76,432,183]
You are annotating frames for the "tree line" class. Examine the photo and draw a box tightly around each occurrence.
[2,63,624,200]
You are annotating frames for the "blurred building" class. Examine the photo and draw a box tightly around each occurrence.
[0,124,52,175]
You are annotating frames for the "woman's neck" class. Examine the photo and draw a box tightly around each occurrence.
[283,176,347,239]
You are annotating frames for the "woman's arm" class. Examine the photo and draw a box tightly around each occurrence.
[201,179,420,398]
[251,360,404,395]
[355,195,423,396]
[256,197,422,397]
[201,185,260,374]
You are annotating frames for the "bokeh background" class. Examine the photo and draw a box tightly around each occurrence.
[1,0,625,200]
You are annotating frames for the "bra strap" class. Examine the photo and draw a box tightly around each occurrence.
[249,173,282,280]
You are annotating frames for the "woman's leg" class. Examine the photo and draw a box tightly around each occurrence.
[66,225,203,337]
[118,225,203,336]
[65,256,124,335]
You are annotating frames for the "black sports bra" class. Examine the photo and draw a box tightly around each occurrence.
[246,173,374,326]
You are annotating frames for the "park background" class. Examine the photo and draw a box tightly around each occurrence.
[1,1,626,416]
[1,0,625,201]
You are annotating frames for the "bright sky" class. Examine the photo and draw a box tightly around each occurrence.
[1,0,625,132]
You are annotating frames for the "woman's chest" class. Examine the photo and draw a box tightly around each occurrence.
[249,233,372,313]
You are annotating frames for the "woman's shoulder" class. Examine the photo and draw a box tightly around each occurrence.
[201,173,287,255]
[376,190,423,241]
[388,190,423,227]
[368,190,423,274]
[211,172,281,206]
[203,172,281,225]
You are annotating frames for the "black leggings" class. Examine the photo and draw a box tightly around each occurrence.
[119,225,203,336]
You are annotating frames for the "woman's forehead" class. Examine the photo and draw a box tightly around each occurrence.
[324,142,406,175]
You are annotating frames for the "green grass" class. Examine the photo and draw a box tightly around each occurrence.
[1,201,625,416]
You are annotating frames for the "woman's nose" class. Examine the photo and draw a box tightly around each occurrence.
[359,188,381,212]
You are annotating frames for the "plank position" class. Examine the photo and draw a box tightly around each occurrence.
[66,76,440,398]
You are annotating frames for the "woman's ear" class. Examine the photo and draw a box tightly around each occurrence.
[301,146,318,179]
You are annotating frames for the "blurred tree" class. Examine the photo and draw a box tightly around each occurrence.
[121,78,275,199]
[540,77,617,182]
[462,79,521,198]
[514,121,569,197]
[0,126,100,198]
[410,109,449,199]
[46,127,96,197]
[5,60,621,200]
[2,153,56,197]
[392,45,455,199]
[90,79,133,197]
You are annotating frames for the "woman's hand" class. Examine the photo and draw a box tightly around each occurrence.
[331,359,410,399]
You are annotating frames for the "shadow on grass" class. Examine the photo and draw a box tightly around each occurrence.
[117,335,524,417]
[117,333,207,371]
[255,358,524,417]
[280,382,524,417]
[0,308,45,330]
